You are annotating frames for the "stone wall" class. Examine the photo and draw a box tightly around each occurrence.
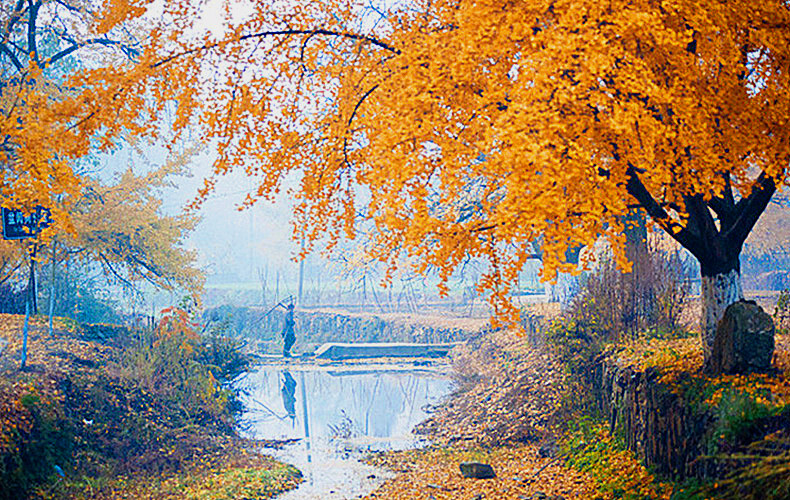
[205,305,478,347]
[594,359,709,479]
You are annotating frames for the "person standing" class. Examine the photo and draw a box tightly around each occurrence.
[278,301,296,357]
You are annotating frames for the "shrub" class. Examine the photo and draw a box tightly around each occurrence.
[0,385,73,500]
[196,319,250,383]
[571,243,693,342]
[119,308,236,429]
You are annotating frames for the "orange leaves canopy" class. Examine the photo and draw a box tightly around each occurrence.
[7,0,790,315]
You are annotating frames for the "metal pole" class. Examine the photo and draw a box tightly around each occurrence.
[29,245,37,314]
[21,297,29,370]
[48,239,56,336]
[20,247,35,370]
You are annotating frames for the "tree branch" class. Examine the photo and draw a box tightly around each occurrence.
[725,171,776,249]
[152,28,399,69]
[48,37,136,66]
[0,41,23,70]
[26,0,40,64]
[2,0,27,43]
[708,172,737,230]
[624,165,702,255]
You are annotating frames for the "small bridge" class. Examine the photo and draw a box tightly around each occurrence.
[313,342,460,360]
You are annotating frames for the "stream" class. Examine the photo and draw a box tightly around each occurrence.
[236,363,454,499]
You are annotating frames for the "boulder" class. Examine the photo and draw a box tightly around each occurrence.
[706,300,775,374]
[459,462,496,479]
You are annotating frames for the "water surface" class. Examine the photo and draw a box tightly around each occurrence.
[237,364,453,499]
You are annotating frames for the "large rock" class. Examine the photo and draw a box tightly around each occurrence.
[706,300,775,374]
[459,462,496,479]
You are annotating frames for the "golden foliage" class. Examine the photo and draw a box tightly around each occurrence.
[60,164,203,293]
[614,332,790,398]
[7,0,790,324]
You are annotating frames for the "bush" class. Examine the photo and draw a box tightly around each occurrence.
[0,385,73,500]
[547,242,694,418]
[61,307,246,474]
[572,243,693,342]
[196,319,250,383]
[119,308,236,430]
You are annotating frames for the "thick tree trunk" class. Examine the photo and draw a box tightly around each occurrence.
[625,169,776,372]
[700,267,743,360]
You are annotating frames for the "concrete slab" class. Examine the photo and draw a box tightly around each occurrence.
[314,342,460,360]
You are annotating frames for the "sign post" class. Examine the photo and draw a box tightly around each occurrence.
[2,206,52,370]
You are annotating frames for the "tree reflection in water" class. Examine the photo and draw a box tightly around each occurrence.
[240,366,452,450]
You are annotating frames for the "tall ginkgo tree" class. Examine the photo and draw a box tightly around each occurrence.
[5,0,790,369]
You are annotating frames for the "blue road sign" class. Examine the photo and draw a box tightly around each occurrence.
[2,206,53,240]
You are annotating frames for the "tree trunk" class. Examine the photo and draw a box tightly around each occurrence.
[700,267,743,360]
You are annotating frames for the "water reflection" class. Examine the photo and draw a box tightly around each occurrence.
[238,365,452,499]
[281,371,297,422]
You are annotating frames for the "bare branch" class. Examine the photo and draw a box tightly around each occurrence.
[152,28,399,69]
[0,41,23,70]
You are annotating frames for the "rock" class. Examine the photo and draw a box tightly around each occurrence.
[538,440,559,458]
[459,461,496,479]
[530,493,564,500]
[707,300,775,374]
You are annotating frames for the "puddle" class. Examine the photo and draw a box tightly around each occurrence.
[236,364,453,499]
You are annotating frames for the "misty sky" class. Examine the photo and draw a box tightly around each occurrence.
[97,140,309,291]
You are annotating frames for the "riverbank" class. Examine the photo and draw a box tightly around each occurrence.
[0,313,301,499]
[361,318,790,499]
[359,329,676,499]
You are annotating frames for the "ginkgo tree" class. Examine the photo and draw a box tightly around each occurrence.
[0,0,144,217]
[1,1,200,309]
[59,160,202,294]
[5,0,790,369]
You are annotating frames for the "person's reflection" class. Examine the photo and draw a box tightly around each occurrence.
[281,370,297,424]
